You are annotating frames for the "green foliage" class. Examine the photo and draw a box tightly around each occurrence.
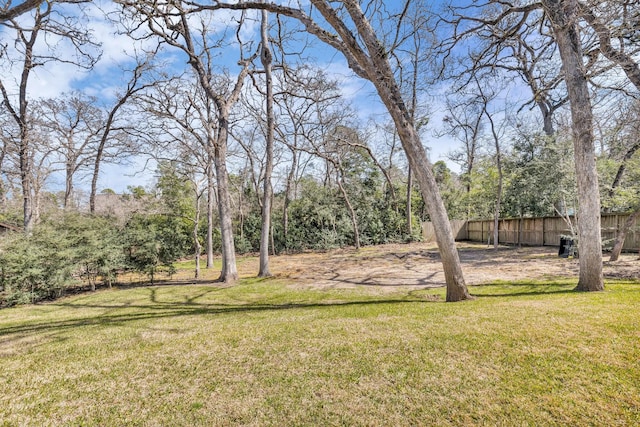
[599,152,640,212]
[61,214,126,289]
[155,160,196,220]
[123,213,188,282]
[501,133,576,218]
[463,157,501,219]
[285,178,347,251]
[0,214,126,306]
[432,160,466,220]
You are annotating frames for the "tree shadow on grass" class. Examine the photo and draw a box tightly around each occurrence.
[471,282,578,298]
[0,297,433,341]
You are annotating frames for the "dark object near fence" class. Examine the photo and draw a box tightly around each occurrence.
[559,237,576,258]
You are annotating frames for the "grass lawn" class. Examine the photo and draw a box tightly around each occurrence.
[1,266,639,425]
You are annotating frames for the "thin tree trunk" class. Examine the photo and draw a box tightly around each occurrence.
[0,148,6,209]
[485,97,502,250]
[543,0,604,291]
[206,161,215,269]
[90,99,127,213]
[89,57,151,214]
[336,172,360,250]
[193,191,202,279]
[258,7,274,277]
[406,165,413,239]
[283,147,297,253]
[610,210,640,262]
[64,161,74,210]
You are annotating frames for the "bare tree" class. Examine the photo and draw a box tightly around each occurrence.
[475,77,506,250]
[89,51,160,213]
[575,1,640,262]
[36,93,102,209]
[442,93,484,215]
[181,0,471,301]
[0,0,99,231]
[442,1,567,137]
[0,111,12,210]
[257,6,275,277]
[444,0,640,290]
[296,120,365,250]
[116,1,262,282]
[605,100,640,261]
[389,0,435,239]
[140,76,227,273]
[271,66,342,252]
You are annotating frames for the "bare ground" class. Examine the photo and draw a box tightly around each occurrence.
[260,242,640,290]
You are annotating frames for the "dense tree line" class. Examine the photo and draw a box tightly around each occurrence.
[1,0,639,305]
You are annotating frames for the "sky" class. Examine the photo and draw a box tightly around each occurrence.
[0,0,512,196]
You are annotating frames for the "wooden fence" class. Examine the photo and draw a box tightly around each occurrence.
[422,213,640,251]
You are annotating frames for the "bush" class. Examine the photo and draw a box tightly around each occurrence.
[0,214,128,306]
[0,223,77,306]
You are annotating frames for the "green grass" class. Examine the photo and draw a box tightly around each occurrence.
[1,279,639,426]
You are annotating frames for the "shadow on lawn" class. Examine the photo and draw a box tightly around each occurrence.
[0,295,430,339]
[471,282,578,298]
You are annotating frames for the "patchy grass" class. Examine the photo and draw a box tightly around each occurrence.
[1,273,639,426]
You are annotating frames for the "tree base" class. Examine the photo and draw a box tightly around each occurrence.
[574,282,605,292]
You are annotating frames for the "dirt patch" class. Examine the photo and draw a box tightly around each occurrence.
[265,242,639,290]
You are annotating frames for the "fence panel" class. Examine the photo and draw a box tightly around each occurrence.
[422,220,468,242]
[423,213,639,251]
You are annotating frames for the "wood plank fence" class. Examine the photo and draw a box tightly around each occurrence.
[422,213,639,251]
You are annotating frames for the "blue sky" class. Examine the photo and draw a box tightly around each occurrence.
[1,0,514,195]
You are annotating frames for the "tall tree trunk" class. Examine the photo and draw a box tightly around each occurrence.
[214,120,238,283]
[193,190,202,279]
[484,91,502,251]
[89,139,105,214]
[0,148,6,210]
[406,165,413,238]
[609,210,639,262]
[340,2,470,301]
[283,147,297,253]
[64,161,74,210]
[0,15,39,232]
[90,98,127,213]
[19,134,33,232]
[258,7,274,277]
[543,0,604,291]
[337,172,360,250]
[206,161,215,269]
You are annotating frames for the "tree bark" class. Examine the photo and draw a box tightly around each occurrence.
[258,7,274,277]
[214,118,238,283]
[283,146,297,253]
[406,165,413,238]
[90,97,128,213]
[543,0,604,291]
[206,160,215,269]
[193,189,202,279]
[0,9,42,232]
[0,0,43,22]
[336,171,360,250]
[609,210,640,262]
